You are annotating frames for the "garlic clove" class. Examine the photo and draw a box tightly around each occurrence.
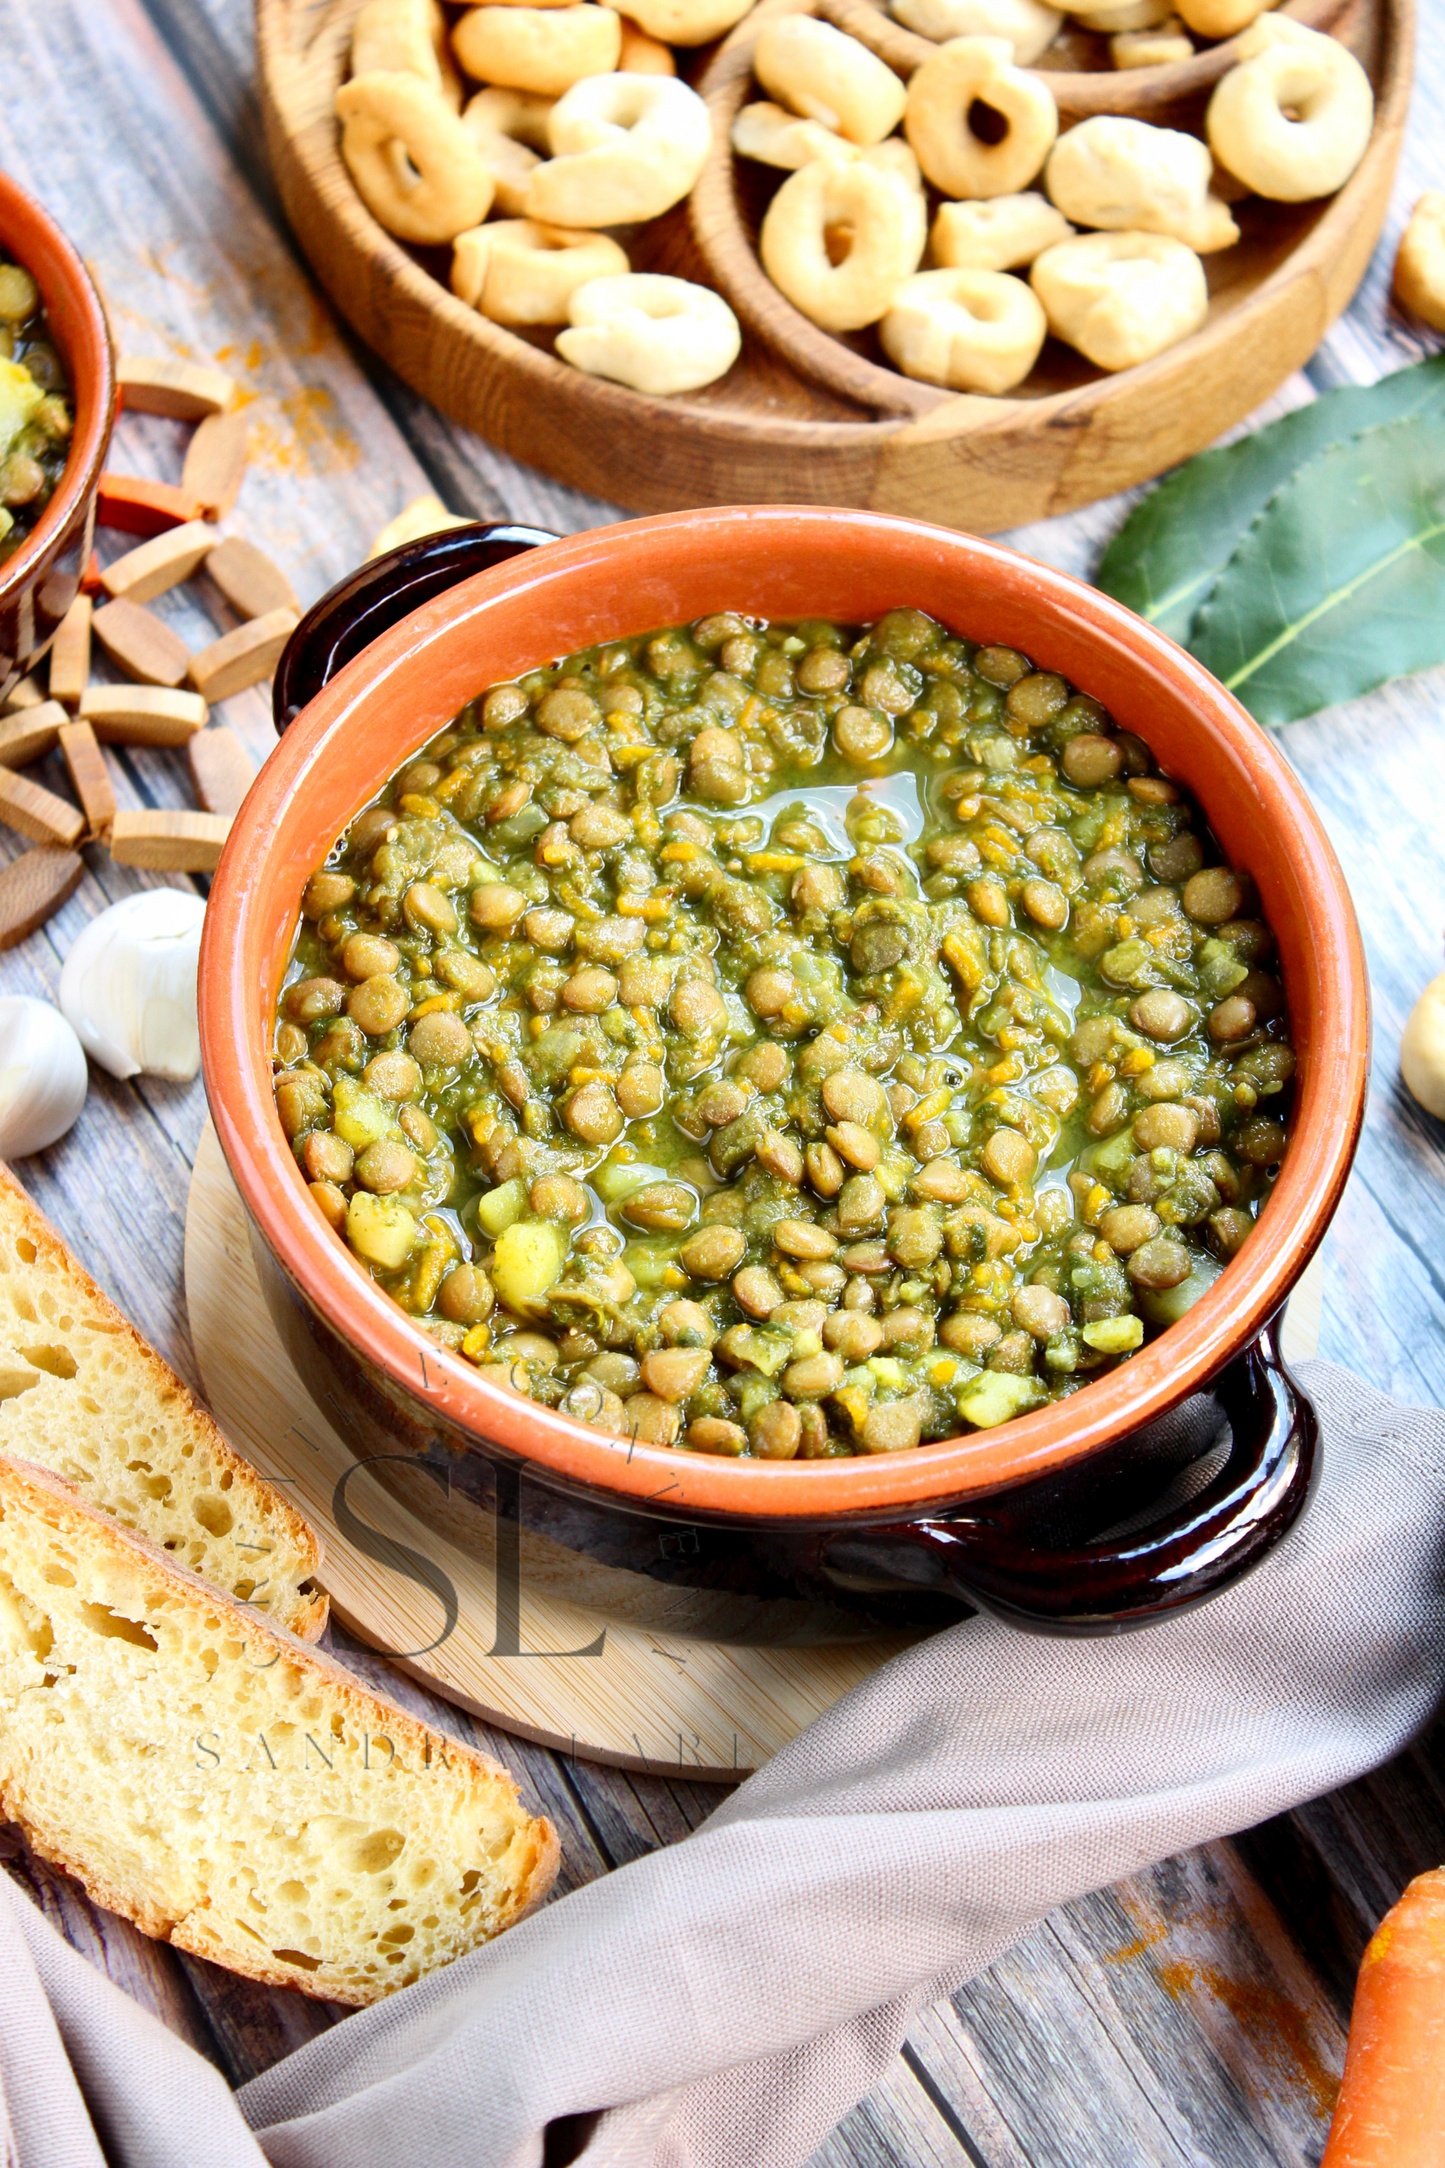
[58,889,209,1084]
[0,996,89,1158]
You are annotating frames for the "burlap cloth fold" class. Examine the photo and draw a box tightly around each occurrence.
[3,1360,1443,2168]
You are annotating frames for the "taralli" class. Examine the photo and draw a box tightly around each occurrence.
[1111,21,1195,66]
[889,0,1062,64]
[624,0,755,41]
[351,0,458,104]
[336,73,495,242]
[868,138,925,193]
[760,158,926,331]
[617,15,676,68]
[905,37,1058,200]
[880,266,1047,391]
[732,101,855,169]
[452,218,629,322]
[1067,0,1168,21]
[1070,0,1170,28]
[1401,971,1445,1118]
[1031,228,1208,369]
[753,17,908,148]
[462,86,556,214]
[526,73,712,226]
[930,190,1073,269]
[1175,0,1268,38]
[452,5,623,96]
[1045,116,1239,253]
[556,273,741,393]
[1393,192,1445,333]
[1206,16,1374,202]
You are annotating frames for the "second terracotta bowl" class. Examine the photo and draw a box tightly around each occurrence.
[0,173,114,700]
[201,507,1368,1642]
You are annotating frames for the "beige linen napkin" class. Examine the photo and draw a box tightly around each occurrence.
[3,1360,1444,2168]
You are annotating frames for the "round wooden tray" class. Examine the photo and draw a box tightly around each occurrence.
[815,0,1348,117]
[257,0,1409,529]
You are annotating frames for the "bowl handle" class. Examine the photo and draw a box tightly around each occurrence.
[817,1320,1318,1636]
[272,522,560,730]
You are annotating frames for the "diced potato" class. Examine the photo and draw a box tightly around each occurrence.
[1138,1256,1222,1327]
[475,1177,528,1238]
[346,1192,419,1270]
[1081,1314,1145,1353]
[0,358,43,460]
[331,1074,393,1150]
[956,1371,1046,1430]
[491,1219,568,1313]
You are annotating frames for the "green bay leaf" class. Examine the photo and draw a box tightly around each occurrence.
[1188,411,1445,725]
[1094,354,1445,643]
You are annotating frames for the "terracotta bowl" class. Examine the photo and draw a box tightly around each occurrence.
[0,174,115,701]
[200,507,1368,1644]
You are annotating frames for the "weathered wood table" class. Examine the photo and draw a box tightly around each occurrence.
[2,4,1444,2160]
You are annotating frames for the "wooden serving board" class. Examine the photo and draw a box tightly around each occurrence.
[256,0,1409,530]
[184,1119,1324,1776]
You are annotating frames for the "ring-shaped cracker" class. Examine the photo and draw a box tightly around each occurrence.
[526,73,712,225]
[904,36,1058,199]
[625,0,754,43]
[930,190,1072,269]
[1030,228,1207,371]
[336,71,495,242]
[462,87,556,214]
[1110,21,1195,66]
[452,5,623,96]
[352,0,459,105]
[452,219,629,323]
[618,16,677,68]
[760,158,927,332]
[1206,16,1374,202]
[890,0,1062,65]
[732,101,855,169]
[1394,191,1445,333]
[880,266,1047,391]
[1045,115,1238,252]
[1175,0,1267,39]
[557,274,741,394]
[754,17,908,147]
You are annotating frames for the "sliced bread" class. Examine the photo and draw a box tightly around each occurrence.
[0,1162,326,1638]
[0,1454,559,2003]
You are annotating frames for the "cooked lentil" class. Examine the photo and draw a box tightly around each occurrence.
[276,609,1296,1458]
[0,262,72,564]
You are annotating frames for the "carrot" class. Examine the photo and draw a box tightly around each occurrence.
[1321,1868,1445,2166]
[97,473,207,536]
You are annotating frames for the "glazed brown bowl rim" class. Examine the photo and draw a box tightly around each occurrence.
[200,506,1367,1523]
[0,171,114,615]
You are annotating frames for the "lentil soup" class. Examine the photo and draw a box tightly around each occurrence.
[0,258,72,564]
[273,608,1295,1461]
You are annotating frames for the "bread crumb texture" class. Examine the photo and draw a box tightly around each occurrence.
[0,1164,326,1638]
[0,1456,558,2003]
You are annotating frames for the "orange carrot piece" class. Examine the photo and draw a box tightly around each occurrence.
[79,549,103,596]
[97,473,207,537]
[1321,1868,1445,2167]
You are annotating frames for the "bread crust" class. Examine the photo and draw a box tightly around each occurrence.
[0,1160,327,1639]
[0,1454,558,2003]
